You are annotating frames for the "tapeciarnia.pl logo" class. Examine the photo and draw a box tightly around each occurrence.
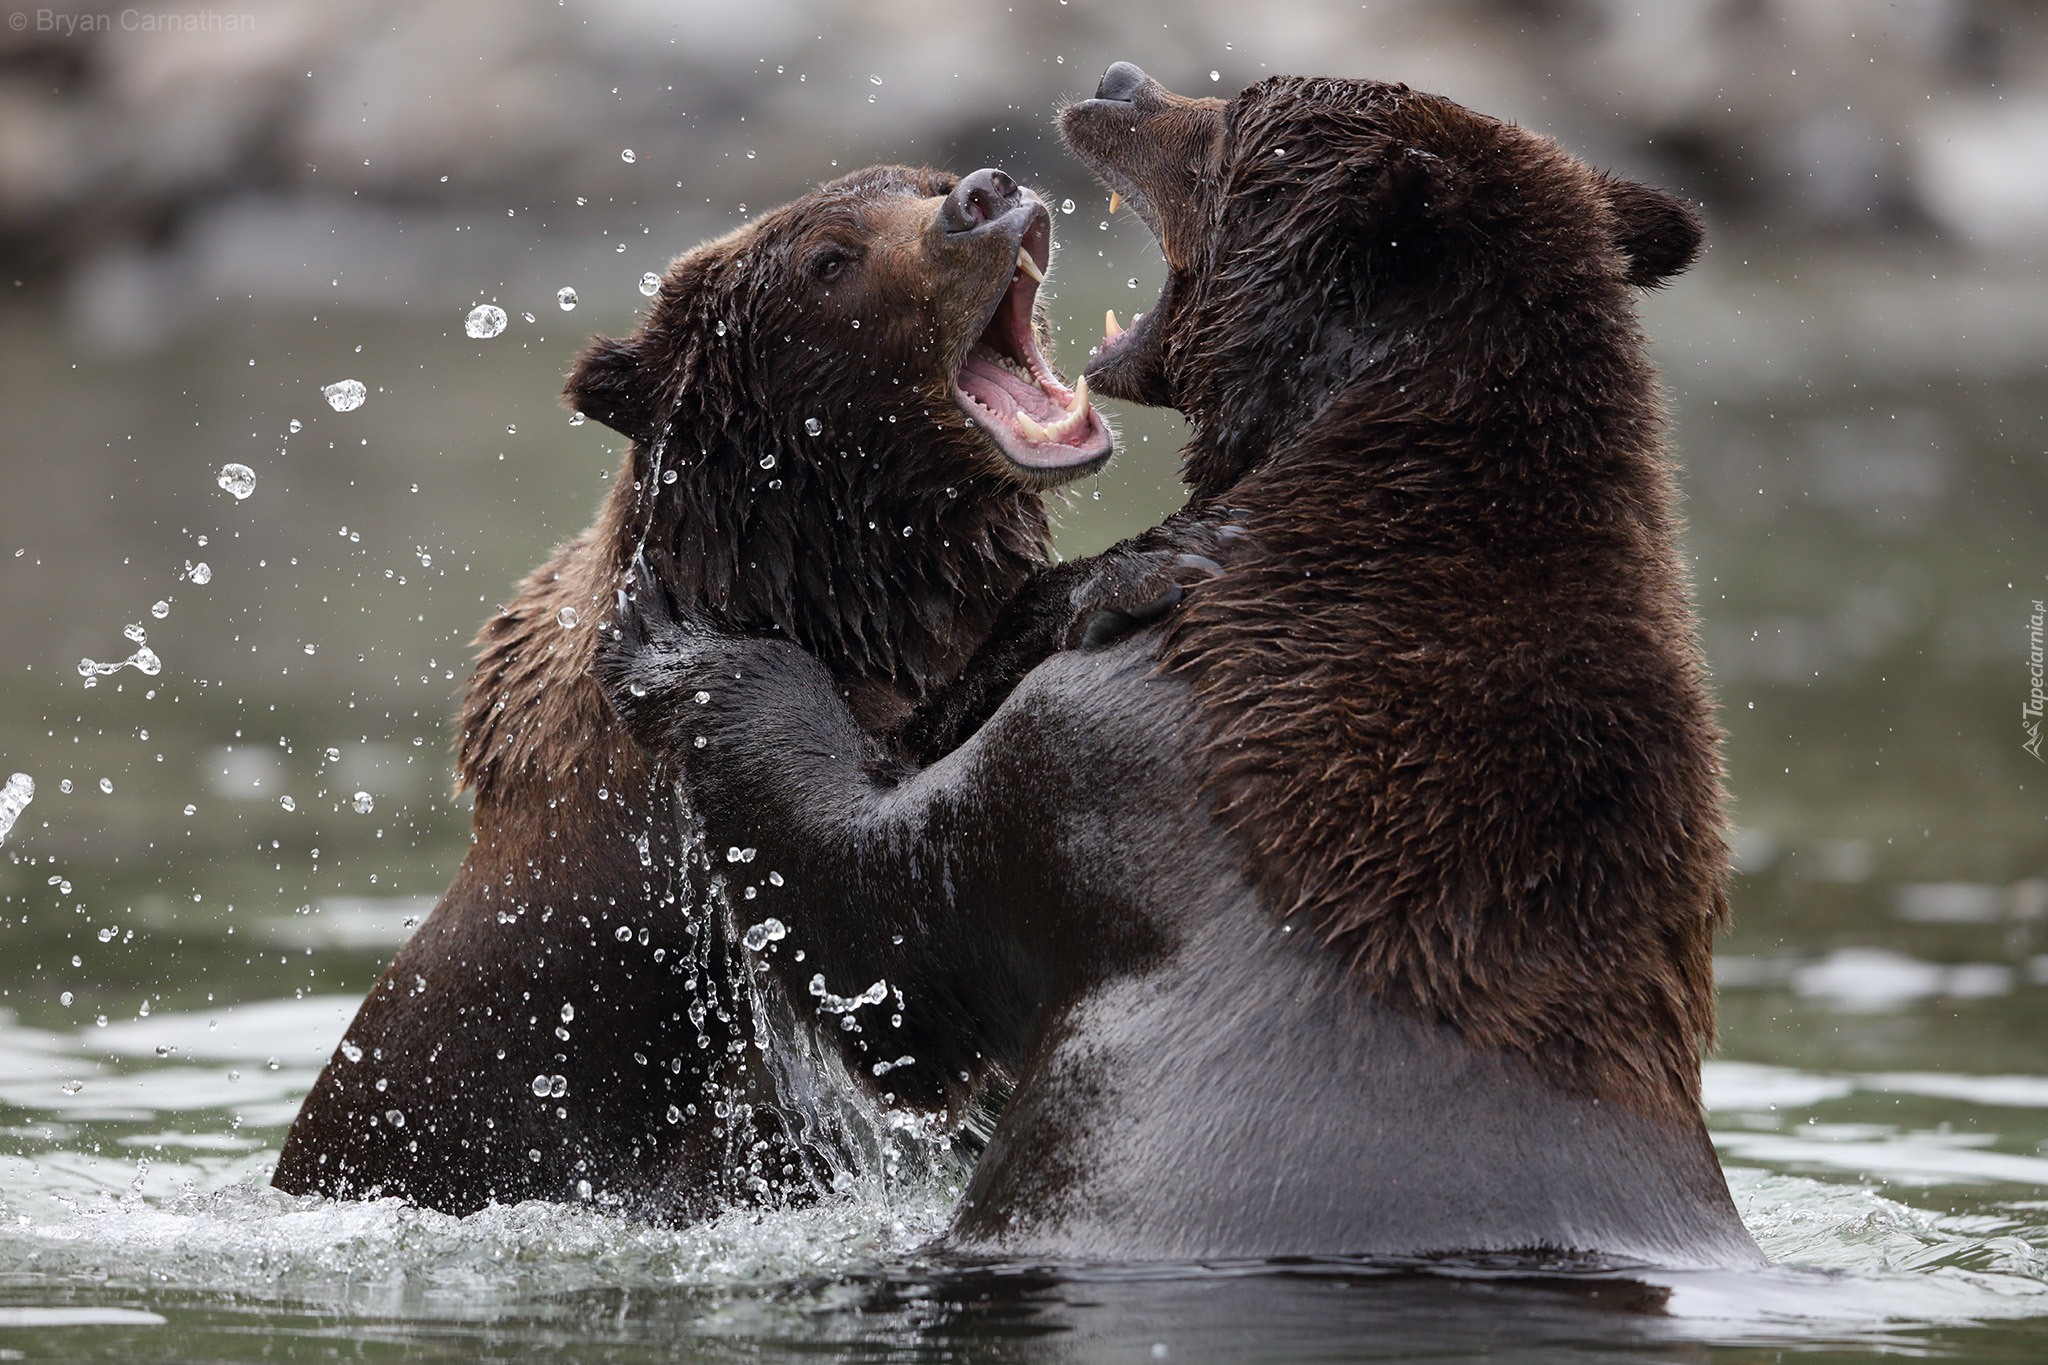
[2026,599,2045,762]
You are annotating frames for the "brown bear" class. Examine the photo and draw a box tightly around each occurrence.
[271,164,1112,1219]
[596,67,1765,1267]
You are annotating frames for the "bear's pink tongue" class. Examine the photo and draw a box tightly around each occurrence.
[950,242,1110,470]
[957,345,1093,442]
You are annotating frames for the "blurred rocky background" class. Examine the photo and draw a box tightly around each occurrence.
[0,0,2043,355]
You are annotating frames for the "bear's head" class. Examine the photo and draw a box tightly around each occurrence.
[564,164,1113,695]
[1061,65,1703,499]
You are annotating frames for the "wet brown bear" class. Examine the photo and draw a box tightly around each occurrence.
[271,164,1112,1219]
[598,67,1764,1267]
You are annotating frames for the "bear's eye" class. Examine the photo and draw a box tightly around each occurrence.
[811,250,854,282]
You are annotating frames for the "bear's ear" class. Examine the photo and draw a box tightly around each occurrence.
[1599,176,1704,287]
[564,334,658,442]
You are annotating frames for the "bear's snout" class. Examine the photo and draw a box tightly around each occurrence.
[942,167,1023,235]
[1093,61,1150,103]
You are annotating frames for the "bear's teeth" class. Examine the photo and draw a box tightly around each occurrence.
[1016,248,1045,284]
[1014,412,1051,443]
[1066,376,1089,414]
[1108,191,1122,214]
[1104,309,1124,342]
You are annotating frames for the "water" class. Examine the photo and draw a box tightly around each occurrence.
[1,229,2045,1356]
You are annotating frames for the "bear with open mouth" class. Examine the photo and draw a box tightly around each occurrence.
[272,164,1111,1220]
[597,68,1762,1267]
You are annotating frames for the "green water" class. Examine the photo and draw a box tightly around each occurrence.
[0,220,2045,1358]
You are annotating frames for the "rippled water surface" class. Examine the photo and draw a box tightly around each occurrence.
[2,225,2046,1359]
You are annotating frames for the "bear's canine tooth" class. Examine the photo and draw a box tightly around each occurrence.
[1108,191,1121,214]
[1014,411,1051,442]
[1066,376,1089,414]
[1016,248,1045,284]
[1104,309,1124,341]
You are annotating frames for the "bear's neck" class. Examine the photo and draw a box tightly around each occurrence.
[456,422,1050,798]
[1162,279,1726,1127]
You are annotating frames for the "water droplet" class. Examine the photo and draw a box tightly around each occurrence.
[61,1079,83,1094]
[341,1041,363,1063]
[568,411,586,426]
[714,320,727,337]
[323,747,340,763]
[869,74,882,85]
[804,417,822,435]
[661,468,676,484]
[693,736,707,748]
[1210,70,1221,81]
[60,992,72,1006]
[639,271,661,297]
[151,600,169,619]
[385,1109,406,1128]
[556,286,580,311]
[531,1074,551,1097]
[216,463,257,500]
[666,1104,682,1124]
[322,379,367,412]
[614,925,633,942]
[280,795,296,812]
[302,643,317,657]
[288,419,302,434]
[0,773,34,846]
[549,1075,568,1097]
[758,453,775,469]
[557,606,579,629]
[576,1178,592,1199]
[187,562,212,585]
[768,871,784,887]
[620,148,636,163]
[98,778,112,795]
[742,918,787,951]
[506,424,517,435]
[745,149,757,159]
[352,791,374,814]
[1128,277,1139,289]
[464,304,508,339]
[1061,198,1076,214]
[693,690,710,705]
[60,780,72,794]
[182,803,196,816]
[560,1003,574,1023]
[98,927,115,942]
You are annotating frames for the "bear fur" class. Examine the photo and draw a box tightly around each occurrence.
[597,68,1762,1267]
[272,164,1110,1219]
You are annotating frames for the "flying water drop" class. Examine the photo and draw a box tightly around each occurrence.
[464,304,508,339]
[557,286,579,311]
[216,464,256,500]
[352,791,374,814]
[322,380,366,412]
[639,272,661,297]
[742,918,786,951]
[0,773,32,846]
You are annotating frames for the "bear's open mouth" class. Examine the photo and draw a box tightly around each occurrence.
[1081,180,1169,376]
[950,210,1113,476]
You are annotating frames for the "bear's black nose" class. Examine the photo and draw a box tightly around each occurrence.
[1095,61,1149,103]
[942,167,1022,234]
